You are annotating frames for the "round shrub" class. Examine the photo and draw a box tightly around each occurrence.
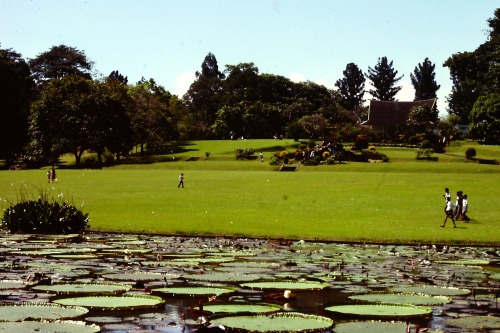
[420,140,432,149]
[465,147,477,160]
[2,199,89,234]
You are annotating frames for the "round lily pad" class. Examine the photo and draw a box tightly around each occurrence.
[390,285,470,296]
[152,286,237,297]
[182,273,262,282]
[213,312,334,332]
[53,295,164,311]
[333,321,441,333]
[0,281,26,290]
[446,315,500,330]
[240,281,328,290]
[32,282,131,295]
[434,259,490,265]
[192,303,281,314]
[100,272,179,282]
[0,320,100,333]
[349,292,451,305]
[0,302,88,321]
[324,304,432,318]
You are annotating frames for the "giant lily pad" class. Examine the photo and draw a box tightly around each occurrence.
[182,273,261,282]
[434,259,490,266]
[0,302,88,321]
[333,320,441,333]
[390,285,470,296]
[445,315,500,330]
[324,304,432,318]
[349,292,451,305]
[53,295,164,311]
[212,312,334,332]
[240,281,328,290]
[192,303,281,314]
[32,282,131,296]
[152,286,237,297]
[0,281,26,290]
[100,272,179,282]
[0,320,100,333]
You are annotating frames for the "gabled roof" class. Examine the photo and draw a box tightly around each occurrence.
[363,99,436,125]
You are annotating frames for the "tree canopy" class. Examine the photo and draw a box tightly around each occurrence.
[366,56,403,101]
[335,63,365,111]
[410,57,440,101]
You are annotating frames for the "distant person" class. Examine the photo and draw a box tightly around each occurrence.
[51,166,57,183]
[443,188,451,203]
[178,173,184,188]
[462,194,470,223]
[47,170,51,183]
[260,152,264,162]
[454,191,463,220]
[441,197,456,228]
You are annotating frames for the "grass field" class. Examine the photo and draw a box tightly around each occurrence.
[1,140,499,245]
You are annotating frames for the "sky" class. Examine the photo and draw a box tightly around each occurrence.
[1,0,498,116]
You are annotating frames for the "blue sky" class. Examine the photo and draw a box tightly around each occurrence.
[1,0,498,116]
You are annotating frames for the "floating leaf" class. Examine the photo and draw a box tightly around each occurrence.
[0,302,88,321]
[349,292,451,305]
[213,312,334,332]
[324,304,432,318]
[240,281,328,290]
[152,286,237,297]
[192,303,281,314]
[32,282,131,296]
[53,295,164,311]
[390,285,470,296]
[0,320,100,333]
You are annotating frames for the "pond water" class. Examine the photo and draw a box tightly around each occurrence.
[0,233,498,332]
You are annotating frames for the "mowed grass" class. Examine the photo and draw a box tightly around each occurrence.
[1,140,499,245]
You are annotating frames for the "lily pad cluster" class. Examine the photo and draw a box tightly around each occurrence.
[0,234,497,332]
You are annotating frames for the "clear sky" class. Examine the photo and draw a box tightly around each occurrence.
[1,0,498,116]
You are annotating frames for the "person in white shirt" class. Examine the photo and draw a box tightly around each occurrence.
[462,194,470,223]
[441,197,456,228]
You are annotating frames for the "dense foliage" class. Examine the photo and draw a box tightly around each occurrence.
[1,9,499,168]
[1,198,89,234]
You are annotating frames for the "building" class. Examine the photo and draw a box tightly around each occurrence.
[362,98,437,139]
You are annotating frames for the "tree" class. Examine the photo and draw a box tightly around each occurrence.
[469,94,500,144]
[366,57,403,101]
[410,57,440,101]
[108,70,128,85]
[407,105,438,131]
[0,47,33,163]
[28,75,95,166]
[183,52,225,138]
[444,9,500,123]
[335,63,365,111]
[29,45,93,85]
[128,79,177,153]
[298,114,329,139]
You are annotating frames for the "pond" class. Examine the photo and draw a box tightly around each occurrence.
[0,233,498,332]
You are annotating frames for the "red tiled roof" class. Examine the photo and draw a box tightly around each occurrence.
[363,99,436,125]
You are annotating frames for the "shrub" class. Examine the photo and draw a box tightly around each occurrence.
[465,147,477,160]
[408,136,419,144]
[416,148,435,159]
[304,159,319,166]
[362,149,389,162]
[420,140,432,149]
[1,192,89,234]
[322,151,330,160]
[234,148,255,160]
[353,135,369,150]
[326,157,335,165]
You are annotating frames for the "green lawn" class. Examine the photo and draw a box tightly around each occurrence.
[1,140,499,245]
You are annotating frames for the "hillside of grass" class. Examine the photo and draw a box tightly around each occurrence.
[1,140,499,245]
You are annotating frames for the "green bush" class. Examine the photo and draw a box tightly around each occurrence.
[420,140,432,149]
[416,148,435,159]
[465,147,477,160]
[362,149,389,162]
[326,157,335,165]
[234,148,255,160]
[1,198,89,234]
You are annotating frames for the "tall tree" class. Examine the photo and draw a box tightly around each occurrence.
[469,94,500,144]
[29,45,93,85]
[444,9,500,123]
[410,57,440,101]
[366,57,403,101]
[128,79,177,153]
[0,47,33,163]
[183,52,225,138]
[108,70,128,85]
[335,63,365,111]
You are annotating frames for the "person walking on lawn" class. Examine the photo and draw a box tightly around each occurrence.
[178,173,184,188]
[442,197,457,228]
